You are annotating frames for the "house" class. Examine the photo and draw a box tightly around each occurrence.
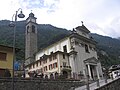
[25,13,103,80]
[0,45,13,77]
[109,65,120,79]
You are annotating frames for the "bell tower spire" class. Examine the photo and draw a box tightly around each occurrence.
[25,12,37,65]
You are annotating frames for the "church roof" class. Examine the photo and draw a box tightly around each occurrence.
[37,27,96,53]
[26,12,37,21]
[75,21,90,33]
[75,25,90,33]
[29,12,35,17]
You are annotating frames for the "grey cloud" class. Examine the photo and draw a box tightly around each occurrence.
[23,0,45,9]
[20,0,59,13]
[46,3,58,14]
[47,10,55,14]
[103,17,120,38]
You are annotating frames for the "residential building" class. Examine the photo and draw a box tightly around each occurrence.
[0,45,13,77]
[109,65,120,79]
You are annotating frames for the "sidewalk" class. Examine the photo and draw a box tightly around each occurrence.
[75,79,113,90]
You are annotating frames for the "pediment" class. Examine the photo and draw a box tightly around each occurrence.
[84,57,99,64]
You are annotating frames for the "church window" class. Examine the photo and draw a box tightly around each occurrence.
[85,44,89,53]
[63,45,67,52]
[32,25,35,33]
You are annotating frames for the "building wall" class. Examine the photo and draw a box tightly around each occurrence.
[0,46,13,77]
[75,41,97,73]
[76,29,90,39]
[26,52,71,78]
[25,16,37,65]
[35,37,71,60]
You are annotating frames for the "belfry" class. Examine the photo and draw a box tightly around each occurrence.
[25,12,37,65]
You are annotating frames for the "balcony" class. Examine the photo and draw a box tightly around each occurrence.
[60,66,72,71]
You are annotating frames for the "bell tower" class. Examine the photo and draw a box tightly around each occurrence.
[25,12,37,65]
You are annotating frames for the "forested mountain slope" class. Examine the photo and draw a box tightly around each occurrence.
[0,20,120,67]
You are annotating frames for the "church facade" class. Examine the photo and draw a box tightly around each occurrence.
[25,13,103,80]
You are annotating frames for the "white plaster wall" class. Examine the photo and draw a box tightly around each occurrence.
[74,42,98,74]
[35,38,71,61]
[57,53,70,74]
[69,55,76,73]
[26,58,59,77]
[26,52,71,77]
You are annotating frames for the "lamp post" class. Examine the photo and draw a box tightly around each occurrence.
[9,8,25,90]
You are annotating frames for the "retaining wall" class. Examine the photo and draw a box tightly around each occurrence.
[0,78,85,90]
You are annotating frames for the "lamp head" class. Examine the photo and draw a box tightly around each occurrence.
[9,21,15,27]
[18,11,25,18]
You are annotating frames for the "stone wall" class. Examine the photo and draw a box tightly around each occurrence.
[0,78,85,90]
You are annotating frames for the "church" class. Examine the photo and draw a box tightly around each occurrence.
[25,12,103,80]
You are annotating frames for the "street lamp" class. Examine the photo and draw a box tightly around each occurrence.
[9,8,25,90]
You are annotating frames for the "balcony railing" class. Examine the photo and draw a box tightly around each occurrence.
[60,66,71,71]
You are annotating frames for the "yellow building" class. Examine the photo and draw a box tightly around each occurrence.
[0,45,13,77]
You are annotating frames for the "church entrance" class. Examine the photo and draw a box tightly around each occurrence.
[90,65,97,80]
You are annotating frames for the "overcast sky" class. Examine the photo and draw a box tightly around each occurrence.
[0,0,120,38]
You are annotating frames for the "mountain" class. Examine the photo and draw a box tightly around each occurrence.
[0,20,69,60]
[91,33,120,67]
[0,20,120,67]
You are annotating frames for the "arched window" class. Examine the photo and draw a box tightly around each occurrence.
[27,26,29,33]
[32,25,35,33]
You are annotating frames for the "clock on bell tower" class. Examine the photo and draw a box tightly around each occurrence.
[25,12,38,66]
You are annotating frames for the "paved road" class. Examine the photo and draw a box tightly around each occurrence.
[75,79,113,90]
